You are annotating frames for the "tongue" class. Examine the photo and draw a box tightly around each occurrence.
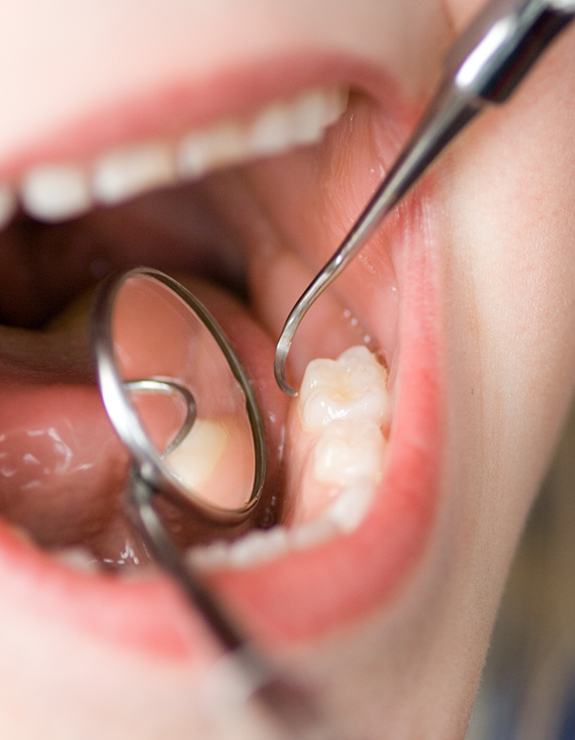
[0,278,289,563]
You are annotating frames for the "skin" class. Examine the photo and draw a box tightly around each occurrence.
[0,0,574,738]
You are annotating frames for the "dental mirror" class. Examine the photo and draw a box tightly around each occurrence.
[92,267,266,527]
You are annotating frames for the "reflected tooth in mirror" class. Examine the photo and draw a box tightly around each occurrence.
[103,270,260,516]
[92,142,175,205]
[20,164,92,221]
[0,184,16,229]
[166,418,230,490]
[325,86,349,125]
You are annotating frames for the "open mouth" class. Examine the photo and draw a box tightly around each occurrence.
[0,50,442,668]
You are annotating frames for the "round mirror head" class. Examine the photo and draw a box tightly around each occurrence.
[92,268,266,526]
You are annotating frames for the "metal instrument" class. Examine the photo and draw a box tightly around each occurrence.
[91,267,349,739]
[274,0,575,396]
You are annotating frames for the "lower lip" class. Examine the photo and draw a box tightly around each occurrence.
[0,191,443,657]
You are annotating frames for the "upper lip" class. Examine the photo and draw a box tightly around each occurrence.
[0,44,444,659]
[0,51,393,179]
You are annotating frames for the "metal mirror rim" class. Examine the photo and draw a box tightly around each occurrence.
[91,266,267,526]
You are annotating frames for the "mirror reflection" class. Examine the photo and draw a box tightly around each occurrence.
[112,274,256,510]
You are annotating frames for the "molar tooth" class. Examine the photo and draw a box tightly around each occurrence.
[247,102,295,156]
[92,142,174,205]
[20,165,91,221]
[187,541,231,571]
[0,184,16,229]
[166,419,229,491]
[289,518,337,550]
[325,483,375,533]
[291,87,346,145]
[300,345,389,432]
[313,420,385,487]
[227,528,289,568]
[290,89,330,144]
[325,87,349,125]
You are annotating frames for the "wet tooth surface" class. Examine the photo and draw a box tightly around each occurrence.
[92,142,175,204]
[313,420,385,486]
[299,345,389,432]
[20,165,91,221]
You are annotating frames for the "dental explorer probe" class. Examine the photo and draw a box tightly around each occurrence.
[274,0,575,396]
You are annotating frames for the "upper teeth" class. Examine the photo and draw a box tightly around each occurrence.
[3,85,348,225]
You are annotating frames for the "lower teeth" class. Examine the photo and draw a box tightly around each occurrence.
[41,344,389,576]
[187,344,390,572]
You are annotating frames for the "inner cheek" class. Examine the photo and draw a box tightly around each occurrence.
[234,93,403,372]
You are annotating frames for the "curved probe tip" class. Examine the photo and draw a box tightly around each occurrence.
[274,331,298,398]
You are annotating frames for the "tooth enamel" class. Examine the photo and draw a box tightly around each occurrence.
[300,345,389,432]
[186,345,387,572]
[177,122,246,178]
[0,184,16,228]
[313,420,385,487]
[177,85,348,178]
[92,142,174,204]
[188,541,231,570]
[289,518,337,549]
[53,547,99,572]
[248,102,296,156]
[325,483,375,533]
[20,165,91,221]
[291,87,346,144]
[227,528,289,568]
[12,86,347,220]
[188,527,291,572]
[166,419,229,491]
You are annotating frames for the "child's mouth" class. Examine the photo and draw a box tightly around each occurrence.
[0,47,443,682]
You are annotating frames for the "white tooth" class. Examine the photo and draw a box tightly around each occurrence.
[325,87,349,125]
[177,122,246,179]
[325,483,375,533]
[166,419,229,491]
[256,526,290,555]
[247,102,294,157]
[313,420,384,487]
[0,184,16,229]
[188,541,231,571]
[54,547,99,572]
[227,528,288,568]
[289,518,337,550]
[20,165,91,221]
[188,528,291,572]
[93,142,174,204]
[291,89,333,144]
[300,345,389,432]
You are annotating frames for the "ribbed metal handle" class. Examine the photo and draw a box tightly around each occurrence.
[446,0,575,104]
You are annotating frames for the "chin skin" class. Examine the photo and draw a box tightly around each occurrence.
[1,2,575,739]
